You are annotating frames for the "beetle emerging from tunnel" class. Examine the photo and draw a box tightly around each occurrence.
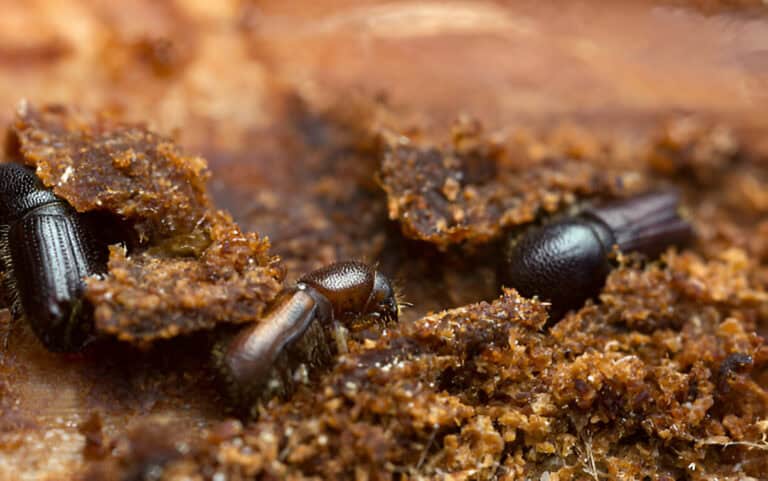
[501,190,694,321]
[213,260,400,412]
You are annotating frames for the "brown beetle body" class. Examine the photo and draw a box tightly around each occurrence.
[298,261,398,324]
[215,289,334,405]
[214,261,398,411]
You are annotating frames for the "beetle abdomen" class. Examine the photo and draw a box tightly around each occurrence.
[7,205,98,351]
[582,190,693,259]
[0,163,103,352]
[214,289,335,406]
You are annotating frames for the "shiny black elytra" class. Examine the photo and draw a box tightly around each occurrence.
[213,260,399,410]
[0,163,104,352]
[502,191,694,321]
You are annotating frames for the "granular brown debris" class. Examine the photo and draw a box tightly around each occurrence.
[5,103,284,343]
[1,2,767,480]
[646,117,741,187]
[379,120,644,248]
[8,102,211,242]
[646,117,768,284]
[85,211,283,344]
[3,97,766,479]
[97,247,767,479]
[83,416,202,481]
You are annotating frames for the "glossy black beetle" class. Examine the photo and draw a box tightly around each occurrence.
[0,163,105,352]
[502,190,694,321]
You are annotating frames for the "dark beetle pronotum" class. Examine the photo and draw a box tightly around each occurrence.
[213,260,399,409]
[0,163,105,352]
[502,190,694,321]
